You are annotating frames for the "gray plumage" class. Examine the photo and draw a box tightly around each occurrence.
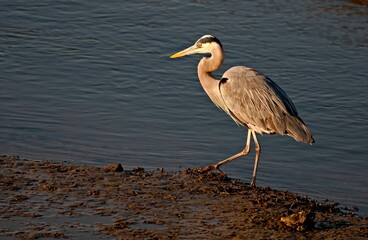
[220,66,313,143]
[170,35,314,186]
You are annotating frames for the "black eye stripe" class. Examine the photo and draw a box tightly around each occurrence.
[197,36,222,47]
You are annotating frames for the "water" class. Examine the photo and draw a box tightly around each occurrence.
[1,0,367,214]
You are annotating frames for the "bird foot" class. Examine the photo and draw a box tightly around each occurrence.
[250,177,256,187]
[195,165,215,173]
[194,165,226,176]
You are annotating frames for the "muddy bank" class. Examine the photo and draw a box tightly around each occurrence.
[0,155,367,239]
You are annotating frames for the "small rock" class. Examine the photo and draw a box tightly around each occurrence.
[132,167,144,172]
[104,163,124,172]
[280,210,315,231]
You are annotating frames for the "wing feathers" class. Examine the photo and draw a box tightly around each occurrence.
[220,66,314,143]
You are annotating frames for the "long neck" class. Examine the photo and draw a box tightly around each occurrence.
[197,45,224,85]
[197,45,225,109]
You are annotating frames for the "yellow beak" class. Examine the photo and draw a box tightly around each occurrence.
[169,45,197,58]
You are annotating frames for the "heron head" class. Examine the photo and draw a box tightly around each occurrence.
[170,35,222,58]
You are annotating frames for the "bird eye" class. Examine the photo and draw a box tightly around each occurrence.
[196,43,202,48]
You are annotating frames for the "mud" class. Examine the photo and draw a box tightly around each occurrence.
[0,155,367,239]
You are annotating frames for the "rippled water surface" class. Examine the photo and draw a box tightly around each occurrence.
[1,1,367,214]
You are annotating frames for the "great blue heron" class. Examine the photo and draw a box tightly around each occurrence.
[170,35,314,186]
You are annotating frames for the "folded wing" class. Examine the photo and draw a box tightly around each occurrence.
[219,66,314,143]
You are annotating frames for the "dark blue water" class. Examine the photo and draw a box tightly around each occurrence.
[1,0,367,214]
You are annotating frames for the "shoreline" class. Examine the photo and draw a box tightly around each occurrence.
[1,155,367,239]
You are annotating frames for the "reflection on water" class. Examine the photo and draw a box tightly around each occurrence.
[315,0,368,46]
[0,0,367,214]
[342,0,368,7]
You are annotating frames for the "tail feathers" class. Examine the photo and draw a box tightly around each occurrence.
[285,116,314,144]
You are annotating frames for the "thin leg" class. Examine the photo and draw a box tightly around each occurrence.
[250,130,261,187]
[196,129,252,175]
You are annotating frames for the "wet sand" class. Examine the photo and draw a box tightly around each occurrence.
[0,155,367,239]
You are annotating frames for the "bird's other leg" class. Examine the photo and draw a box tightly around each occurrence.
[196,129,252,175]
[250,130,261,187]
